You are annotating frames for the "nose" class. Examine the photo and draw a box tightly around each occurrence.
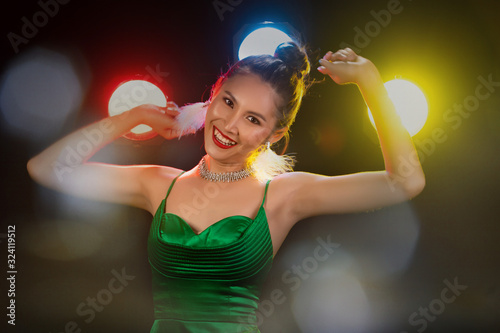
[223,112,239,134]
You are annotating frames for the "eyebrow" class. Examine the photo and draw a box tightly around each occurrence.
[224,90,267,122]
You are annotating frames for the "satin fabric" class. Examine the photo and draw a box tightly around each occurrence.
[148,173,274,332]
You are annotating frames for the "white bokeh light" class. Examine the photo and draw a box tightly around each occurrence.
[0,48,87,141]
[238,26,293,60]
[108,80,167,138]
[291,260,372,333]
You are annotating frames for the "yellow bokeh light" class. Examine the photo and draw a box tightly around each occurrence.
[368,79,428,136]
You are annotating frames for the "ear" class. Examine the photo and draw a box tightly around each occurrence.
[270,126,288,144]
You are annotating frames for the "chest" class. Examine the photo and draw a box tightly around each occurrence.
[149,205,274,282]
[164,181,265,234]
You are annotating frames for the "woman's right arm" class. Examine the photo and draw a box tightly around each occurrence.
[27,103,183,213]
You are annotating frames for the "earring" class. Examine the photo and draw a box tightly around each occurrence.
[176,101,209,138]
[250,141,295,183]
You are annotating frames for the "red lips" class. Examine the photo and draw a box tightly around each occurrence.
[212,126,237,149]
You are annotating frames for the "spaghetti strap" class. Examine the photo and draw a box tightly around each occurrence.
[260,180,272,207]
[164,171,185,201]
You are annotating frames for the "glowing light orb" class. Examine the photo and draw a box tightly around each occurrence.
[238,26,293,60]
[108,80,167,140]
[368,79,428,136]
[0,48,86,141]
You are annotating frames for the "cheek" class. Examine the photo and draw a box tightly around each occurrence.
[206,97,225,117]
[205,103,218,120]
[245,128,272,146]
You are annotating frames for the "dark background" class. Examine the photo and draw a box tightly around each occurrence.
[1,0,499,332]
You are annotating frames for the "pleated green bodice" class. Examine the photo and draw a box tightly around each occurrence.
[147,173,274,332]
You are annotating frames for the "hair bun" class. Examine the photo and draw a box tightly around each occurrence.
[274,42,310,79]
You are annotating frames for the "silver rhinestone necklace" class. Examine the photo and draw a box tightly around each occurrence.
[198,156,252,182]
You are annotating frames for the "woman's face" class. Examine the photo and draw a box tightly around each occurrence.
[204,73,282,168]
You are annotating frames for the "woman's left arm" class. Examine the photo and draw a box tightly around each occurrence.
[281,48,425,222]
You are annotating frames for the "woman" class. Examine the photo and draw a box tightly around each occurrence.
[27,42,425,332]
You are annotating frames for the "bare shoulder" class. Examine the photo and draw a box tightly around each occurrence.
[265,171,313,226]
[141,164,184,180]
[139,165,185,215]
[272,171,317,186]
[268,171,318,198]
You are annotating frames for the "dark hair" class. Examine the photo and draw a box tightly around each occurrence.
[211,42,311,152]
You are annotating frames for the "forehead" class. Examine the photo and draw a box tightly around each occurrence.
[221,73,280,115]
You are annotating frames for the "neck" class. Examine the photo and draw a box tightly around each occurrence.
[198,155,252,183]
[204,155,247,173]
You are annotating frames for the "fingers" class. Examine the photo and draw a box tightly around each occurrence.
[138,103,179,118]
[318,57,348,74]
[322,48,358,63]
[161,129,182,140]
[318,48,359,78]
[161,126,197,140]
[317,59,331,75]
[340,48,358,62]
[163,101,180,117]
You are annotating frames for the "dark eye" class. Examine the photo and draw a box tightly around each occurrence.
[223,97,234,108]
[247,116,260,125]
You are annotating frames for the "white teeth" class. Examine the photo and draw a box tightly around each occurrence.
[214,128,236,146]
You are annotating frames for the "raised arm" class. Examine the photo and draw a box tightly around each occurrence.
[276,48,425,223]
[27,103,183,213]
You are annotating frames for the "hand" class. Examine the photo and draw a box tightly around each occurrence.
[318,48,377,86]
[132,101,183,139]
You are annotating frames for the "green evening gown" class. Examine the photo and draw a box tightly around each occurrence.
[147,173,274,332]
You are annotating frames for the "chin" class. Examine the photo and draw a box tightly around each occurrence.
[205,143,236,162]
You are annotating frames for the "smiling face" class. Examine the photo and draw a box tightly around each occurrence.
[204,73,284,171]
